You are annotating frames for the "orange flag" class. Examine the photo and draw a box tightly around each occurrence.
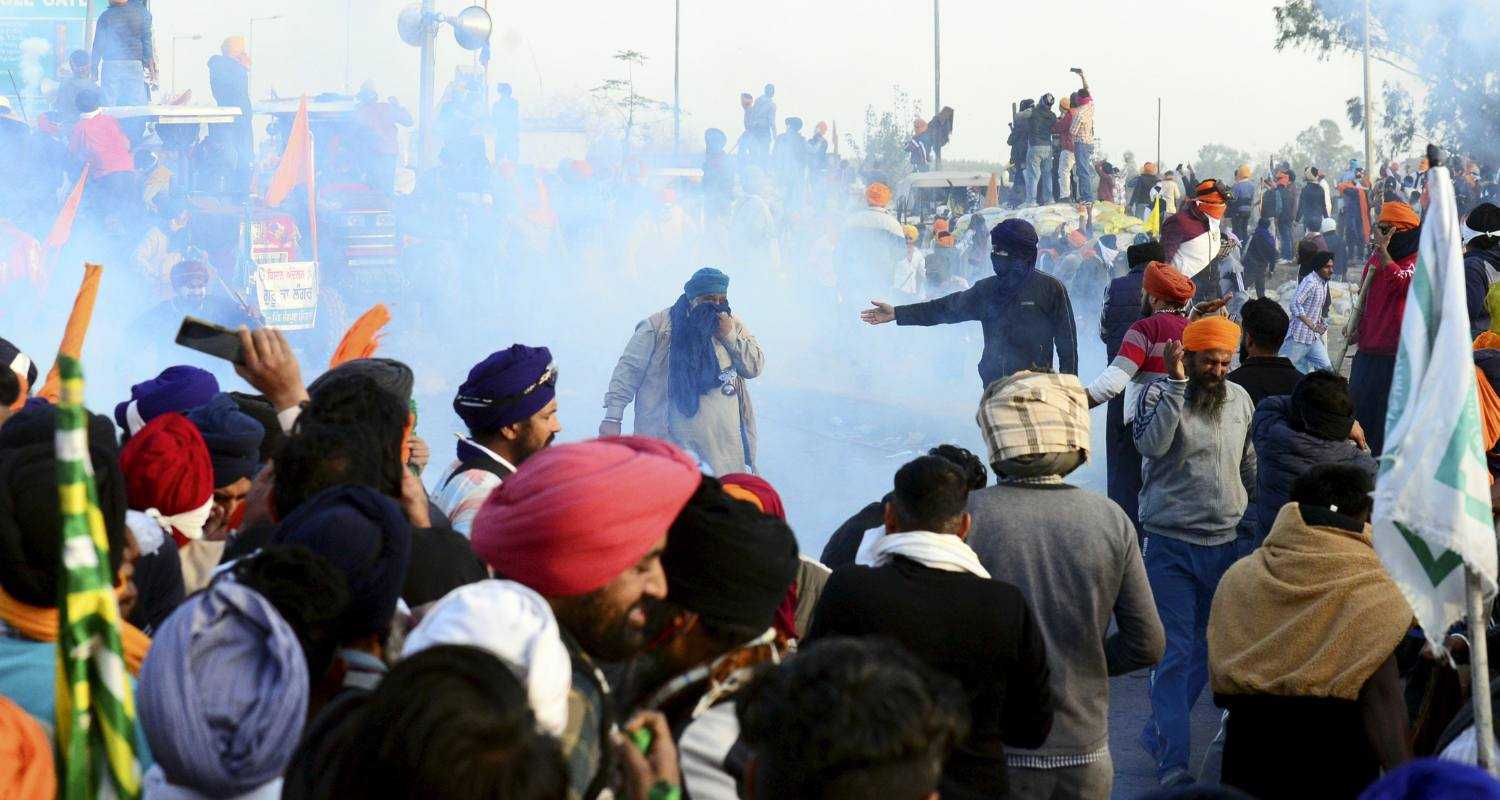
[265,95,319,259]
[36,263,102,403]
[986,172,999,208]
[329,303,391,368]
[42,165,89,267]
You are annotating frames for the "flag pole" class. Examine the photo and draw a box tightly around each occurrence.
[1468,564,1497,773]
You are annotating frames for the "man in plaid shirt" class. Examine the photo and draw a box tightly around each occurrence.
[1282,251,1335,373]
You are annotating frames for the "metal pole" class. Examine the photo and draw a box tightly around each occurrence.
[417,0,437,171]
[673,0,680,157]
[345,0,353,93]
[84,0,95,56]
[932,0,941,169]
[1156,100,1163,170]
[1468,566,1498,774]
[1362,0,1375,176]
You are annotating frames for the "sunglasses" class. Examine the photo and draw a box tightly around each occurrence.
[454,364,558,411]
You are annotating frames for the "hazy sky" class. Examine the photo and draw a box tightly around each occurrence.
[149,0,1396,164]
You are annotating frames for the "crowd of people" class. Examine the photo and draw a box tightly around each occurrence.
[9,6,1500,799]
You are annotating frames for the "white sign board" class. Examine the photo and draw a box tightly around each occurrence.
[254,261,318,331]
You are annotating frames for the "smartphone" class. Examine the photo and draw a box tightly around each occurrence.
[1070,67,1083,74]
[175,316,245,365]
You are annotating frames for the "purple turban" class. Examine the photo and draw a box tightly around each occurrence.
[138,580,308,798]
[114,366,220,436]
[452,344,556,434]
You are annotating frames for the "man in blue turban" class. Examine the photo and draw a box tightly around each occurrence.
[601,267,765,475]
[434,343,561,536]
[183,393,267,591]
[860,218,1079,389]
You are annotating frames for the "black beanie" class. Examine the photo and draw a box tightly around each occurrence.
[1289,371,1356,442]
[1128,241,1166,268]
[663,479,800,632]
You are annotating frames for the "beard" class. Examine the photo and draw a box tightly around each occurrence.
[558,586,660,663]
[1186,372,1229,416]
[1141,296,1155,318]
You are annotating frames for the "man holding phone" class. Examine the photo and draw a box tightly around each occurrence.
[1070,68,1098,203]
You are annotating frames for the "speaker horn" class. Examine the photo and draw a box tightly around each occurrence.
[451,5,493,51]
[397,4,424,47]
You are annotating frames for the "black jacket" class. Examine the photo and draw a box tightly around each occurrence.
[92,1,154,67]
[1263,186,1294,224]
[896,271,1079,387]
[1227,355,1303,409]
[1298,181,1327,225]
[808,556,1053,799]
[818,500,884,569]
[1028,106,1058,148]
[1465,248,1500,338]
[1099,265,1146,359]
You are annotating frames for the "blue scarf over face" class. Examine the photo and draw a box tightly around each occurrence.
[990,218,1039,309]
[668,295,729,417]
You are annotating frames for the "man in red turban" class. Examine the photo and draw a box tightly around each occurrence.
[471,435,702,800]
[1133,314,1257,786]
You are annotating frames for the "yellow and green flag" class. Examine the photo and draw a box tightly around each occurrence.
[54,356,141,799]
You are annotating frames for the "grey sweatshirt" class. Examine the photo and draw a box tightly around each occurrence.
[1133,377,1257,545]
[967,482,1165,760]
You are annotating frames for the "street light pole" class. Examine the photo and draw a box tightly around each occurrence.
[248,15,285,109]
[1362,0,1375,175]
[932,0,941,169]
[417,0,437,171]
[171,34,201,97]
[673,0,680,157]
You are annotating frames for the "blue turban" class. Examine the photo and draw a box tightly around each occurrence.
[185,394,266,487]
[1359,758,1500,800]
[272,485,412,639]
[138,581,308,798]
[990,219,1039,265]
[453,344,556,435]
[114,366,220,436]
[683,267,730,300]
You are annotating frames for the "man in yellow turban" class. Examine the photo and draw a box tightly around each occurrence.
[1133,313,1258,786]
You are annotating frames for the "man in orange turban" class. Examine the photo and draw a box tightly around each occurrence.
[1377,199,1420,232]
[1134,313,1256,785]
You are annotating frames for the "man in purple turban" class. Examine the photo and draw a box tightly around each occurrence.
[433,343,561,536]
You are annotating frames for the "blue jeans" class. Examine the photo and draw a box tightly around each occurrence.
[1143,535,1241,779]
[1075,142,1096,201]
[1025,145,1054,205]
[1281,337,1332,373]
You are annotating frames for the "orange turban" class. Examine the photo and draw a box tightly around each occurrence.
[866,182,892,207]
[932,218,950,234]
[1379,201,1420,232]
[0,696,53,799]
[1234,165,1252,181]
[1181,316,1242,353]
[1143,261,1195,305]
[222,36,250,68]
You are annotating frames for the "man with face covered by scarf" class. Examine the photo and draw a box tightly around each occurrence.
[1131,316,1257,788]
[862,218,1078,388]
[1349,200,1422,456]
[602,267,765,475]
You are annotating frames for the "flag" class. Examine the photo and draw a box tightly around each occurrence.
[54,355,142,799]
[329,303,391,368]
[265,95,319,259]
[986,173,999,208]
[1144,196,1162,238]
[37,264,103,403]
[42,166,89,273]
[1372,163,1497,655]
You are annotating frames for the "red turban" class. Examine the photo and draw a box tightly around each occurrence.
[1181,316,1242,353]
[721,474,786,520]
[119,413,214,546]
[1143,261,1196,305]
[471,437,702,597]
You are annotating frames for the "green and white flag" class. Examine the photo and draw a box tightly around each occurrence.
[1372,164,1497,654]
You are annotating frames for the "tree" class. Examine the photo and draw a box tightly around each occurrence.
[1278,118,1360,175]
[1193,143,1255,183]
[591,50,672,162]
[1273,0,1500,163]
[848,86,917,186]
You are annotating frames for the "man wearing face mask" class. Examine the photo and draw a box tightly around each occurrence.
[862,218,1079,388]
[602,268,765,476]
[1161,179,1231,282]
[128,260,249,360]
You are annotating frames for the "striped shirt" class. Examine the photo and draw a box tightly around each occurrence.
[1069,96,1095,145]
[1085,311,1190,424]
[1287,273,1329,345]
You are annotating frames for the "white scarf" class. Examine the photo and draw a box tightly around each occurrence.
[145,496,214,542]
[861,531,991,579]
